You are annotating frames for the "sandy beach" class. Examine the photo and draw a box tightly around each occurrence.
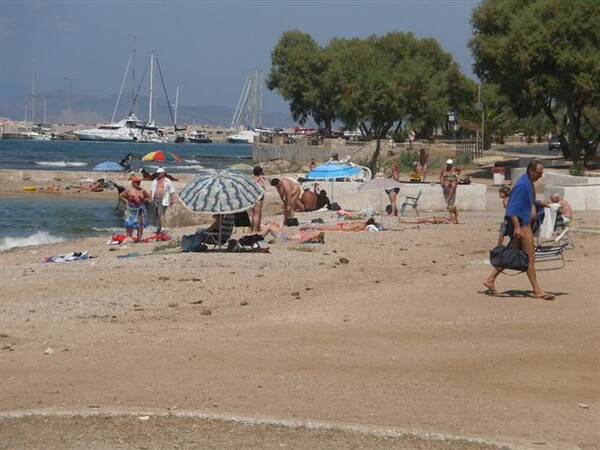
[0,167,599,449]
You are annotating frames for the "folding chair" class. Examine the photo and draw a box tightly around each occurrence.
[203,214,236,250]
[400,190,422,216]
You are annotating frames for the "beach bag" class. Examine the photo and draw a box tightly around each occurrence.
[490,241,529,272]
[285,218,299,227]
[181,233,207,252]
[239,234,264,247]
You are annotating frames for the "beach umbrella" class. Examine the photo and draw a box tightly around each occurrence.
[179,169,264,214]
[141,150,182,163]
[307,163,361,180]
[92,161,124,172]
[306,163,362,202]
[358,177,403,223]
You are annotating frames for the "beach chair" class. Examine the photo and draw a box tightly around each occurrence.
[400,190,422,216]
[534,228,572,270]
[203,214,236,250]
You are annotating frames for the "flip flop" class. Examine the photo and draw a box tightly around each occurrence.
[482,282,497,295]
[536,294,556,301]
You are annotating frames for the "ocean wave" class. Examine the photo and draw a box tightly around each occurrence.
[0,231,66,252]
[34,161,88,167]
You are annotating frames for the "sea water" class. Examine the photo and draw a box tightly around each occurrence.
[0,139,252,173]
[0,139,253,252]
[0,195,123,252]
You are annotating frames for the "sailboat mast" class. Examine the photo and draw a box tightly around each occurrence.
[131,36,137,116]
[31,58,36,125]
[258,70,263,128]
[149,51,154,125]
[174,86,179,126]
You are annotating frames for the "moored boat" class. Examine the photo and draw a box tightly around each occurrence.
[188,130,212,143]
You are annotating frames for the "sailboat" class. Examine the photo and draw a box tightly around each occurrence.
[74,43,171,143]
[227,69,262,144]
[2,59,54,140]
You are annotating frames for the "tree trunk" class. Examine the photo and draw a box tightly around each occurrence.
[369,138,381,176]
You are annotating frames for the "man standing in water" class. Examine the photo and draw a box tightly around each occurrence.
[150,168,176,235]
[483,159,554,300]
[270,178,301,226]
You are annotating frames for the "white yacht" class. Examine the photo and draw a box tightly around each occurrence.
[73,114,163,142]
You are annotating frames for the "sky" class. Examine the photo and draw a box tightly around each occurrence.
[1,0,480,115]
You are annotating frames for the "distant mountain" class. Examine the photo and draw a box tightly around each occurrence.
[0,85,298,128]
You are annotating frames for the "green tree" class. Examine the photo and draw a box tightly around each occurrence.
[469,0,600,161]
[327,32,469,173]
[266,30,336,136]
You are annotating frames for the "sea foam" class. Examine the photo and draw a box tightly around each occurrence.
[0,231,66,252]
[34,161,87,167]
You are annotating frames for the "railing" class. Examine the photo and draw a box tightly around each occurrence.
[455,139,484,160]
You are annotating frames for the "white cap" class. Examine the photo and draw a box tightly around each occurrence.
[156,167,165,173]
[446,159,453,165]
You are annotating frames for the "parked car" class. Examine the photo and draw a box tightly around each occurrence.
[548,135,562,151]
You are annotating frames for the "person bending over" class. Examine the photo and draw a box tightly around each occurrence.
[270,177,301,225]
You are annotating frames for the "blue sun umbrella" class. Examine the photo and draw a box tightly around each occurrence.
[307,163,362,180]
[306,163,362,202]
[179,169,264,214]
[92,161,124,172]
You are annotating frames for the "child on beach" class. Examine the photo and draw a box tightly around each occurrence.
[497,186,510,245]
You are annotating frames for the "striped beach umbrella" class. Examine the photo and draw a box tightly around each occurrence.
[179,169,264,214]
[141,150,182,162]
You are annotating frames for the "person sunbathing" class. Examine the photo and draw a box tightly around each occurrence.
[300,217,376,232]
[399,206,458,224]
[260,222,324,243]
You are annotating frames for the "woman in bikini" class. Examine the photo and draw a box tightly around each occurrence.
[300,218,376,232]
[248,166,265,232]
[259,222,325,244]
[385,162,401,216]
[440,159,460,206]
[417,148,428,181]
[119,176,150,242]
[398,206,459,225]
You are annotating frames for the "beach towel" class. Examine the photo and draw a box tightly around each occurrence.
[44,251,94,263]
[539,204,560,240]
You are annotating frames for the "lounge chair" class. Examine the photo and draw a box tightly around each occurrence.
[535,228,572,270]
[400,190,422,216]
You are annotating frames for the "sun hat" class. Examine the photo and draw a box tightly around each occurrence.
[446,159,454,165]
[130,175,142,182]
[155,167,165,173]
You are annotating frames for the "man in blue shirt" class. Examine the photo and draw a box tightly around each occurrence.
[483,159,554,300]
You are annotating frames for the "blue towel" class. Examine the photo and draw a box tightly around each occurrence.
[505,173,534,226]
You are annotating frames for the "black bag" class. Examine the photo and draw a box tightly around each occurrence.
[238,234,264,247]
[181,233,207,252]
[285,218,299,227]
[490,242,529,271]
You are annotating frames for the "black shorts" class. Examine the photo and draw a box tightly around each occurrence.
[385,188,400,194]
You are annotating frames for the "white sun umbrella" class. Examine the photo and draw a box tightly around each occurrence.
[179,169,264,242]
[357,177,403,224]
[179,169,264,214]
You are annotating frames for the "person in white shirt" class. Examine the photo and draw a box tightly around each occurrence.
[150,168,176,234]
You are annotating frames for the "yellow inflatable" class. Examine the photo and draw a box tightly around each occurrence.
[22,186,37,191]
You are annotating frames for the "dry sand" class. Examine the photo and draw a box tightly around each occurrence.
[0,169,599,449]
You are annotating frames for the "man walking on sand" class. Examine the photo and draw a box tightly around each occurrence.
[483,159,554,300]
[270,178,301,225]
[150,167,176,235]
